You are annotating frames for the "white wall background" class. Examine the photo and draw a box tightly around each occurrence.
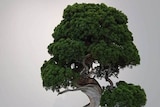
[0,0,159,107]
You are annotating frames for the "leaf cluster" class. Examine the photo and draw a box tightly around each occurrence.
[41,58,79,92]
[100,81,147,107]
[50,3,140,67]
[48,38,86,65]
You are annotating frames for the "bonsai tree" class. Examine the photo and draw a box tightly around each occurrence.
[41,3,146,107]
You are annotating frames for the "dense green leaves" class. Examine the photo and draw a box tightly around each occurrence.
[100,81,147,107]
[89,40,121,65]
[51,3,140,67]
[41,3,140,92]
[41,58,79,92]
[48,38,86,65]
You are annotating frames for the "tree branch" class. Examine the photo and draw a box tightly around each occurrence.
[58,88,80,95]
[80,54,92,76]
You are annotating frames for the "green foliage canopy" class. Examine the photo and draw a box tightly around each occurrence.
[100,81,147,107]
[41,3,140,91]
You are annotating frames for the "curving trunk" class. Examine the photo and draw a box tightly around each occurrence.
[58,78,102,107]
[80,84,102,107]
